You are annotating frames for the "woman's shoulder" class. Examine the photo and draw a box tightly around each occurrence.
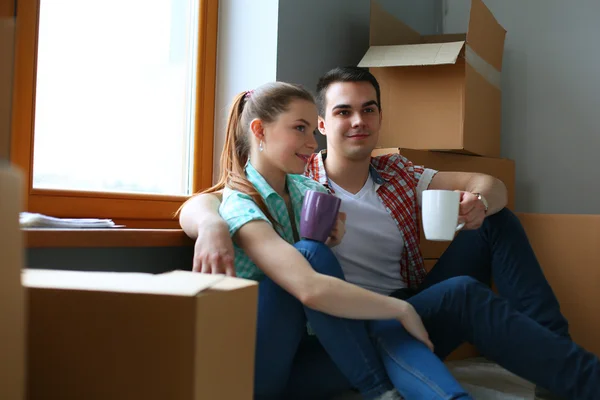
[219,188,270,234]
[220,188,260,215]
[222,187,252,203]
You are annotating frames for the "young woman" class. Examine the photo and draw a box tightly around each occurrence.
[187,82,447,400]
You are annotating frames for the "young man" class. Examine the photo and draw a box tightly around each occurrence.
[179,67,599,399]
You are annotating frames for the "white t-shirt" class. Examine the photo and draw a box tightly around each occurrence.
[329,169,436,295]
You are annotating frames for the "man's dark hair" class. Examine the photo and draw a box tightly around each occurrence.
[315,66,382,117]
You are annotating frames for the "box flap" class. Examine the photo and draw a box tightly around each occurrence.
[22,269,225,297]
[421,33,467,44]
[466,0,506,71]
[369,0,421,46]
[358,42,465,68]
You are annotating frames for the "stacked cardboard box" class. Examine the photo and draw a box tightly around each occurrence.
[361,0,506,158]
[363,0,512,261]
[363,0,510,361]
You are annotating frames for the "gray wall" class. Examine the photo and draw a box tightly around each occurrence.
[444,0,600,214]
[276,0,441,149]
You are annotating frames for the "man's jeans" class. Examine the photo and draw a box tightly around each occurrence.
[287,209,600,399]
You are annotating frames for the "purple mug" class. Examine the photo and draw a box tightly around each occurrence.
[300,190,342,242]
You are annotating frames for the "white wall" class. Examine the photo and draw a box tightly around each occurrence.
[444,0,600,214]
[212,0,279,182]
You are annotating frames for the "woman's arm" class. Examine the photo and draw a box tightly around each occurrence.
[236,220,433,349]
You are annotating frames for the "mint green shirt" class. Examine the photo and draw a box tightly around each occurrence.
[219,162,328,281]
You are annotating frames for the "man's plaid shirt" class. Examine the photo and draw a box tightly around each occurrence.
[305,150,437,289]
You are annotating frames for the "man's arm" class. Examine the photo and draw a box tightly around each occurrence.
[428,171,508,229]
[179,192,236,275]
[429,172,507,215]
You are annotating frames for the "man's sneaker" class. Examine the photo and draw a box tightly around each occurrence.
[535,386,566,400]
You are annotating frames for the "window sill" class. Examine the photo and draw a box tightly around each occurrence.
[24,228,194,248]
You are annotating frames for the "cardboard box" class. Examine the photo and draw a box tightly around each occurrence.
[1,17,16,160]
[24,270,258,400]
[372,148,516,258]
[517,213,600,358]
[0,166,26,400]
[360,0,506,157]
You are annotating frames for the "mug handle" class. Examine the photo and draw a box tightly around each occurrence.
[456,222,465,231]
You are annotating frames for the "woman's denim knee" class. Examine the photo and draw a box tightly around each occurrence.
[294,239,345,279]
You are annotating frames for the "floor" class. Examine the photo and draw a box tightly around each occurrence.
[333,358,536,399]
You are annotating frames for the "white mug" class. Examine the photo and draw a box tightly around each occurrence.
[422,190,465,241]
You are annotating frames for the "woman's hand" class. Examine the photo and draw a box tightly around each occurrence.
[193,220,236,276]
[325,212,346,248]
[397,302,434,352]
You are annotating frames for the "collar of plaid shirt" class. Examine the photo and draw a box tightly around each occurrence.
[304,150,427,289]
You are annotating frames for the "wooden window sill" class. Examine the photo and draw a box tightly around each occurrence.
[24,228,194,248]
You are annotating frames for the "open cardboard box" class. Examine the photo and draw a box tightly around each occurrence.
[0,166,26,400]
[360,0,506,157]
[24,269,258,400]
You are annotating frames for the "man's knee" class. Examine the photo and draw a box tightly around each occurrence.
[294,239,344,279]
[484,207,520,229]
[439,276,486,298]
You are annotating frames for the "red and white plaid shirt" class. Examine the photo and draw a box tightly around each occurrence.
[305,150,436,289]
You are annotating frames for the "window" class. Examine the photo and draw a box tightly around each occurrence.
[11,0,218,228]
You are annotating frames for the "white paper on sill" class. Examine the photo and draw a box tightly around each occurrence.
[20,212,119,228]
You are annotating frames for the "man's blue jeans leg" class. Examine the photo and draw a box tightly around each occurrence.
[377,275,600,399]
[423,208,569,338]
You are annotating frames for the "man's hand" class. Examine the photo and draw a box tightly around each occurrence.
[457,191,486,230]
[193,220,236,276]
[325,212,346,248]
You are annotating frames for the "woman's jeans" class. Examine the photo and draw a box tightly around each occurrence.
[254,239,400,400]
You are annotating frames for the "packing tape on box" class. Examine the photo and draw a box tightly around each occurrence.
[465,44,501,89]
